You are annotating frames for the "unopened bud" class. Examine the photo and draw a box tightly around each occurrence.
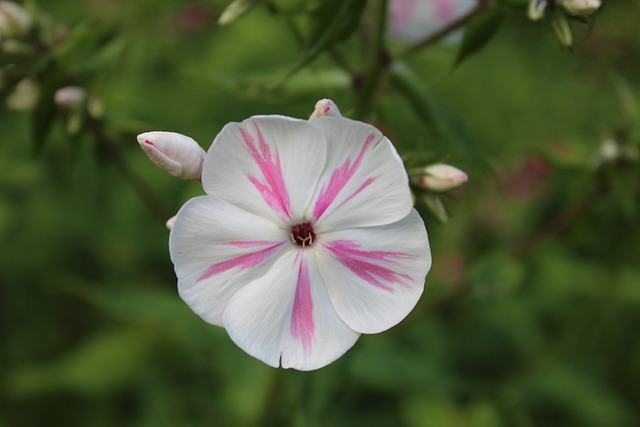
[550,12,572,48]
[559,0,601,16]
[528,0,548,21]
[417,164,468,192]
[54,86,87,109]
[166,215,176,231]
[309,98,342,119]
[137,131,206,180]
[0,1,32,37]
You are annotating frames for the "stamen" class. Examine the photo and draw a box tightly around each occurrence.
[290,222,316,248]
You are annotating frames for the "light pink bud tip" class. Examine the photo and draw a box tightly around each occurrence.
[419,163,468,193]
[137,131,206,180]
[165,215,176,230]
[309,99,342,119]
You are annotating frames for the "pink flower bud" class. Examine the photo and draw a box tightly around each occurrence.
[559,0,601,16]
[418,164,468,192]
[137,131,206,180]
[309,98,342,119]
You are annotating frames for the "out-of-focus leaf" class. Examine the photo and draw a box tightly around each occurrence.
[218,0,261,26]
[7,328,154,396]
[604,164,639,218]
[419,192,448,223]
[390,61,487,167]
[212,67,350,101]
[281,0,365,81]
[31,62,67,152]
[456,5,506,66]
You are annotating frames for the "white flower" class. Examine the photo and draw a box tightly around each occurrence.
[169,101,431,370]
[137,131,206,180]
[388,0,477,44]
[418,164,468,192]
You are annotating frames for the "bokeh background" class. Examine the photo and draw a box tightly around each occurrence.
[1,0,639,426]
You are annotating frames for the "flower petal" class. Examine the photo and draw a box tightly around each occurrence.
[170,196,288,326]
[202,116,327,225]
[308,117,412,231]
[316,209,431,334]
[223,250,360,370]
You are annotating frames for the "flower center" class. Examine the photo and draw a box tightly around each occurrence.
[290,222,315,248]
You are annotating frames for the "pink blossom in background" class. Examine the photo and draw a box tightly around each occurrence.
[388,0,478,43]
[166,100,431,370]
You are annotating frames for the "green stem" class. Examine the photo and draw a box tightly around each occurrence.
[354,0,389,120]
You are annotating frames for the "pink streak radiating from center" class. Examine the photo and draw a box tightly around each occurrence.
[325,240,415,292]
[197,242,284,282]
[312,133,376,221]
[240,123,292,221]
[290,260,315,356]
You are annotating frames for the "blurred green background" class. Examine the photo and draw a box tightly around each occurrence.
[1,0,639,426]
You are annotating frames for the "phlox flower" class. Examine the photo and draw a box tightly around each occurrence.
[168,100,431,370]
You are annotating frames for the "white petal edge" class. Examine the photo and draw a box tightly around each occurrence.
[202,115,327,225]
[223,250,361,370]
[316,209,431,334]
[308,117,413,231]
[170,195,289,326]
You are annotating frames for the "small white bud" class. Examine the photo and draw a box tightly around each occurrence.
[0,1,32,37]
[528,0,548,21]
[559,0,601,16]
[54,86,87,109]
[309,99,342,119]
[165,215,176,231]
[137,131,206,180]
[418,164,468,192]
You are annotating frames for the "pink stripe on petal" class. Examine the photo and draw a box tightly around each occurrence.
[290,260,314,355]
[312,133,376,221]
[197,242,284,282]
[240,123,292,220]
[325,240,415,292]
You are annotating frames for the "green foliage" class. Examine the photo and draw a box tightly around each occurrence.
[2,0,640,426]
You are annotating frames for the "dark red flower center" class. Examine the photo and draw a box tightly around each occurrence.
[290,222,315,248]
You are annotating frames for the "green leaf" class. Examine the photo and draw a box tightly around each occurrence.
[7,328,154,396]
[389,61,487,167]
[419,192,448,223]
[604,164,639,219]
[280,0,365,82]
[456,5,507,66]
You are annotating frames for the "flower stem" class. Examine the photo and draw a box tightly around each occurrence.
[354,0,389,120]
